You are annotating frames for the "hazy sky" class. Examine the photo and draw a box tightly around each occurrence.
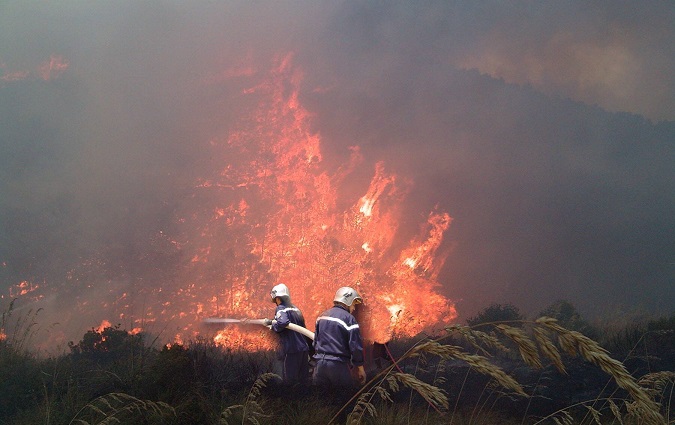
[1,1,673,341]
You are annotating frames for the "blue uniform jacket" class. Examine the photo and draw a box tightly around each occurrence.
[271,302,309,354]
[313,305,364,366]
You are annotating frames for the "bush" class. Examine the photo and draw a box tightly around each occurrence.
[538,300,598,339]
[467,303,524,328]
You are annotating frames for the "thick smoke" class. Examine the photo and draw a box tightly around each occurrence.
[1,1,673,347]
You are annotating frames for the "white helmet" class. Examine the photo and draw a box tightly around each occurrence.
[270,283,290,302]
[333,287,363,307]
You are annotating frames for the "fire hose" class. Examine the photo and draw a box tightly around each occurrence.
[202,317,315,340]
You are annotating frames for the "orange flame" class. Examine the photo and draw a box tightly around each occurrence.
[9,280,41,298]
[39,55,69,81]
[184,54,457,346]
[5,53,457,352]
[95,320,112,333]
[0,55,69,84]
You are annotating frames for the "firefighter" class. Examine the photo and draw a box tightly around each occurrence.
[312,286,367,388]
[264,283,310,385]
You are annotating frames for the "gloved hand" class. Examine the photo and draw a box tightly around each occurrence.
[263,318,273,326]
[353,365,367,386]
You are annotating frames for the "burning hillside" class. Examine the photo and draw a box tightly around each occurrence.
[179,54,457,346]
[4,54,457,351]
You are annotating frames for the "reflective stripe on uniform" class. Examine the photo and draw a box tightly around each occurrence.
[275,307,300,319]
[316,315,360,331]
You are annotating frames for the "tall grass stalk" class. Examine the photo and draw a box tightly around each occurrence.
[1,299,43,353]
[334,328,529,424]
[68,392,175,424]
[335,316,667,425]
[219,372,280,425]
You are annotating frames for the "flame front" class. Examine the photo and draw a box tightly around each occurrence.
[4,54,457,351]
[178,54,457,346]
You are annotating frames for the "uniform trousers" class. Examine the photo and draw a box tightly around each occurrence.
[282,351,309,385]
[312,357,354,387]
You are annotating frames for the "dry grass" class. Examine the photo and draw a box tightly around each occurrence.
[219,372,280,425]
[68,392,175,424]
[535,317,665,424]
[411,340,528,397]
[336,316,669,425]
[496,324,543,369]
[445,324,510,356]
[334,329,531,424]
[1,299,43,354]
[639,371,675,424]
[3,310,669,425]
[347,372,448,425]
[532,325,565,373]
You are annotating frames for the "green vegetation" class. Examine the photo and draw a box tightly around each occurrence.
[1,300,673,424]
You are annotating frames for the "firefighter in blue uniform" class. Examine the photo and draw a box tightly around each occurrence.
[312,287,366,388]
[264,283,310,385]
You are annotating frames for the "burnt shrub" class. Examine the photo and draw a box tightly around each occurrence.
[68,324,152,396]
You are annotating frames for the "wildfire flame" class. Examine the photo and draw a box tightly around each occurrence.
[9,280,41,298]
[4,53,457,351]
[183,54,457,345]
[39,55,69,81]
[0,55,69,84]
